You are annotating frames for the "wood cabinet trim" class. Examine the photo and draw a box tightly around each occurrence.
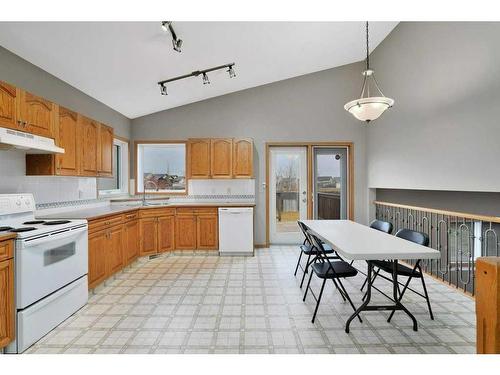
[0,258,15,348]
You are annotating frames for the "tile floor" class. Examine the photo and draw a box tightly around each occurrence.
[26,246,476,354]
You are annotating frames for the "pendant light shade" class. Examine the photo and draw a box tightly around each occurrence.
[345,22,394,123]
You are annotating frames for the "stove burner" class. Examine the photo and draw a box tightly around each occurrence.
[11,227,37,233]
[0,226,14,232]
[43,220,71,226]
[23,220,46,225]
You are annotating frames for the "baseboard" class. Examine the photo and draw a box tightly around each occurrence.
[254,243,268,248]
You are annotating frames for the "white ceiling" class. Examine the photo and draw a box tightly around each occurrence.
[0,22,398,119]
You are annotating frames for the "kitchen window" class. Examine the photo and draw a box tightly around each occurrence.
[97,138,129,196]
[135,142,187,194]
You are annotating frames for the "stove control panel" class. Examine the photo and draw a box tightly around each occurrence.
[0,194,35,215]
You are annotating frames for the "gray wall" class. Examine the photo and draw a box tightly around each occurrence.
[367,22,500,192]
[0,46,131,138]
[376,189,500,217]
[132,62,369,245]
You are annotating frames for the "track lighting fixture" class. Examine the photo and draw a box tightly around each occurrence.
[161,21,183,53]
[227,65,236,78]
[157,63,236,96]
[159,83,168,96]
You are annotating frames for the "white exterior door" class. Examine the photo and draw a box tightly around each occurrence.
[269,147,308,244]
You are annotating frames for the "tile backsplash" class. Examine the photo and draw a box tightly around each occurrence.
[0,149,255,209]
[188,179,255,196]
[0,149,97,204]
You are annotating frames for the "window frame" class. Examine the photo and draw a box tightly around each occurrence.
[134,140,188,195]
[98,137,130,197]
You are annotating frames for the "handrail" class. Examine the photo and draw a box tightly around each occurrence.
[374,200,500,224]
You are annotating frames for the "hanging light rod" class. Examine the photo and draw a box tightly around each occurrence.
[157,63,236,95]
[161,21,183,52]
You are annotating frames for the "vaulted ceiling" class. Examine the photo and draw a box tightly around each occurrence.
[0,22,398,118]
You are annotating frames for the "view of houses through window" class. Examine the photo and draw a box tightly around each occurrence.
[136,142,186,193]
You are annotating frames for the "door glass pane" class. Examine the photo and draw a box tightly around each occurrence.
[275,152,301,233]
[314,148,347,219]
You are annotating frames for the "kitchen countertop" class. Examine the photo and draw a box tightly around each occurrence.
[0,232,17,241]
[37,202,256,221]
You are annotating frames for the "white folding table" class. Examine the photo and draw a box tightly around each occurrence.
[300,220,440,333]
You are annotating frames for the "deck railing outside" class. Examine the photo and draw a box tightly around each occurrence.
[374,201,500,296]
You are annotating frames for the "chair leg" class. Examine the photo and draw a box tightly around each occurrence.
[299,253,313,288]
[362,268,380,301]
[418,266,434,320]
[311,278,326,323]
[294,250,303,276]
[337,278,363,323]
[331,278,347,301]
[303,270,314,302]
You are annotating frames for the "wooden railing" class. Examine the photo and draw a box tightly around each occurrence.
[317,192,341,220]
[374,201,500,296]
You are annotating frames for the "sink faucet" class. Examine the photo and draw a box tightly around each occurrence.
[143,180,158,206]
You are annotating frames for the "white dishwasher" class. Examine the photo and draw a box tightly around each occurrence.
[218,207,254,256]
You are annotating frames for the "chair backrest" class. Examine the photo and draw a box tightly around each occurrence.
[297,221,312,245]
[395,228,429,246]
[308,231,340,276]
[370,219,393,234]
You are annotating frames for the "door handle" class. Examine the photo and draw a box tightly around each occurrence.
[302,199,307,203]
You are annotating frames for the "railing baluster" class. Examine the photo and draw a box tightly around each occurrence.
[373,201,500,297]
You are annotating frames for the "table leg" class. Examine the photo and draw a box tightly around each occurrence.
[345,261,372,333]
[391,260,418,331]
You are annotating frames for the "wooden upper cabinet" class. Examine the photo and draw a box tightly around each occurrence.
[0,81,19,131]
[98,123,114,176]
[56,107,79,175]
[17,89,55,138]
[79,115,99,176]
[188,139,211,178]
[210,138,233,178]
[233,138,253,178]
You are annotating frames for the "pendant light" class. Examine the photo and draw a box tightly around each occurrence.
[344,22,394,122]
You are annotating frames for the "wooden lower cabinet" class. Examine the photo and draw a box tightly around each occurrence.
[123,219,139,265]
[0,254,15,349]
[88,230,108,289]
[175,215,197,250]
[197,215,218,249]
[88,216,125,290]
[106,225,124,276]
[139,218,158,256]
[158,216,175,252]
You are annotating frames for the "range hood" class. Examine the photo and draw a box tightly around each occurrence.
[0,127,64,154]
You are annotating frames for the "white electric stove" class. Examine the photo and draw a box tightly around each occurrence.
[0,194,89,353]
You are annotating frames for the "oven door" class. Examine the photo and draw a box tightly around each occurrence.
[16,225,88,309]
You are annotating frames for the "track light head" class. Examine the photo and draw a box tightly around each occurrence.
[172,38,183,53]
[202,73,210,85]
[162,21,182,53]
[227,65,236,78]
[160,84,168,96]
[161,21,170,32]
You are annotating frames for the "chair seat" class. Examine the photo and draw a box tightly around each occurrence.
[311,261,358,279]
[371,260,421,277]
[300,244,334,255]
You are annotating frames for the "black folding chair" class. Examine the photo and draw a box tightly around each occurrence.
[362,228,434,321]
[359,219,393,291]
[294,221,338,288]
[303,232,362,324]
